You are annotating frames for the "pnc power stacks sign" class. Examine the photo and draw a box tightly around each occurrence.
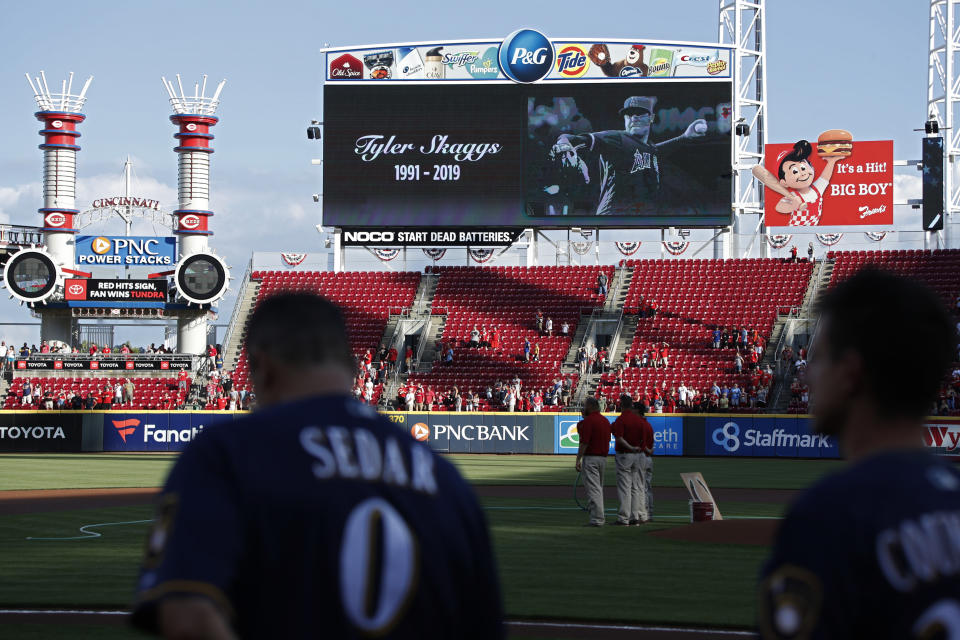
[75,236,176,266]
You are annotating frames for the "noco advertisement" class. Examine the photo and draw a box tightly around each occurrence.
[323,34,734,230]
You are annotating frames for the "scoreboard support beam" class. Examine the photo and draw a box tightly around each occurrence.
[333,228,344,273]
[928,0,960,249]
[526,229,538,267]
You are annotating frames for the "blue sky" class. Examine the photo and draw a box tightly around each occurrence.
[0,0,932,346]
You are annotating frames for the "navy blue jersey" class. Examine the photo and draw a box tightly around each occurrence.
[759,450,960,639]
[132,394,503,639]
[567,131,660,215]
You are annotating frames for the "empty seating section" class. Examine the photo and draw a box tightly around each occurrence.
[4,376,180,410]
[406,265,613,408]
[823,249,960,415]
[598,258,813,407]
[234,270,422,404]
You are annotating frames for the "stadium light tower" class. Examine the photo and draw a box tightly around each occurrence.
[928,0,960,249]
[25,71,93,342]
[162,74,226,354]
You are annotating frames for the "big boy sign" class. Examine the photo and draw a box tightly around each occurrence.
[759,135,894,231]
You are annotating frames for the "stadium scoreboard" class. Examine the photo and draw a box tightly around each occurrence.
[322,34,735,233]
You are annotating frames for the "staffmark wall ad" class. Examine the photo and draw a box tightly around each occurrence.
[704,417,839,458]
[75,236,176,266]
[64,279,167,302]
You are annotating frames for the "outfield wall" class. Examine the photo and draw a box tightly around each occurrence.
[5,410,956,458]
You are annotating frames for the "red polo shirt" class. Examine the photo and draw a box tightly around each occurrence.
[611,410,646,453]
[577,411,612,456]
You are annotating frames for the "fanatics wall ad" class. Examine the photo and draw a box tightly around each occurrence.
[323,82,732,228]
[757,134,894,231]
[102,412,236,452]
[326,41,731,82]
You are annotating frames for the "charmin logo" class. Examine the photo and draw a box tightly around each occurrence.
[112,418,139,443]
[91,237,112,254]
[498,28,554,83]
[555,45,589,78]
[180,214,201,230]
[45,212,67,227]
[330,53,363,79]
[713,422,741,452]
[411,423,430,442]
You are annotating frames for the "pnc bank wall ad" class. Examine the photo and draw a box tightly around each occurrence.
[554,414,683,455]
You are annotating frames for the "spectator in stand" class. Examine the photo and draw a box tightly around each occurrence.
[532,389,543,412]
[480,326,491,349]
[453,386,462,412]
[561,320,569,336]
[84,393,96,410]
[415,385,425,411]
[561,377,572,406]
[404,385,415,411]
[363,378,374,404]
[121,344,131,354]
[597,272,608,296]
[40,340,49,354]
[748,350,759,371]
[21,379,32,405]
[535,310,544,335]
[103,344,112,355]
[120,378,134,405]
[712,327,722,349]
[363,349,373,369]
[807,241,814,262]
[89,343,98,356]
[425,386,435,411]
[404,345,414,373]
[506,386,517,412]
[718,393,730,410]
[444,346,454,365]
[660,343,670,369]
[469,326,480,348]
[789,245,798,262]
[545,316,553,337]
[388,346,398,372]
[523,338,531,362]
[114,382,123,405]
[757,385,768,408]
[490,327,501,352]
[531,342,540,362]
[678,382,688,409]
[5,346,14,372]
[206,344,217,370]
[178,369,190,395]
[734,351,744,374]
[614,364,624,388]
[730,383,742,408]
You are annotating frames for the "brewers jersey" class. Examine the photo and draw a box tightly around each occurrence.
[569,131,660,215]
[132,394,503,639]
[759,450,960,639]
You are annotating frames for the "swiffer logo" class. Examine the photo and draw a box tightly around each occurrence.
[498,29,554,83]
[112,418,139,443]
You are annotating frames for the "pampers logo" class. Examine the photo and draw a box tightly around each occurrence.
[498,28,554,84]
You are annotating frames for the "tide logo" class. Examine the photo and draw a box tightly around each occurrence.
[555,45,589,78]
[91,237,112,254]
[180,215,201,230]
[112,418,140,443]
[411,423,430,442]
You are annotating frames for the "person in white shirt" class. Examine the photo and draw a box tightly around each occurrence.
[545,317,553,337]
[677,382,688,408]
[114,383,123,404]
[405,388,415,411]
[561,321,569,336]
[469,326,480,347]
[507,388,516,412]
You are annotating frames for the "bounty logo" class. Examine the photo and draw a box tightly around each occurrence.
[712,422,741,452]
[112,418,140,443]
[411,422,430,442]
[466,47,500,79]
[91,237,112,255]
[498,28,554,83]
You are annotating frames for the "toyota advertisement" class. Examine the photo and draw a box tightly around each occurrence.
[757,137,894,231]
[64,279,168,303]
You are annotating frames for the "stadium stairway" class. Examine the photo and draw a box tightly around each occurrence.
[222,268,261,372]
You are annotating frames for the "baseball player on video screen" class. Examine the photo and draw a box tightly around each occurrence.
[550,96,708,216]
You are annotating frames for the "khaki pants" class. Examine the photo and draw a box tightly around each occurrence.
[582,456,607,525]
[639,454,654,519]
[615,453,645,523]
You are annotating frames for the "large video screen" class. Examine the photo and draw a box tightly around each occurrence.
[323,82,732,228]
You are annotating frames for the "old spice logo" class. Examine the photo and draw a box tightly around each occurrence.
[180,215,201,230]
[112,418,140,443]
[859,204,887,219]
[45,212,67,227]
[330,54,363,79]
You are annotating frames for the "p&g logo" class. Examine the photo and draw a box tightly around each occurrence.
[712,422,741,452]
[499,29,553,83]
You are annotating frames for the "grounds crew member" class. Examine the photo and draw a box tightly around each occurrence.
[611,395,653,525]
[758,270,960,639]
[132,293,504,639]
[575,397,612,526]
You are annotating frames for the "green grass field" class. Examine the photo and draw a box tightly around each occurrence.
[0,454,844,637]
